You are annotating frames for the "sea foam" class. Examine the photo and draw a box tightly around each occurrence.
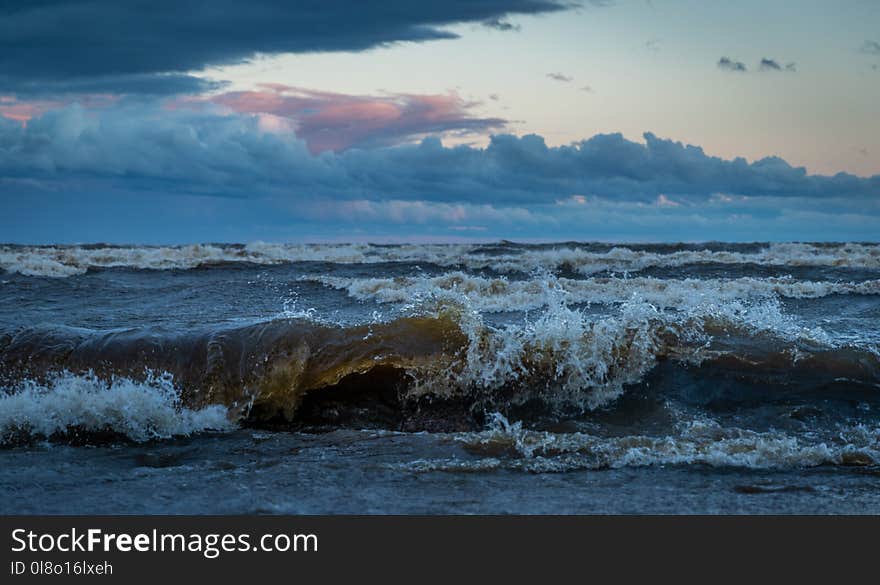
[0,371,234,443]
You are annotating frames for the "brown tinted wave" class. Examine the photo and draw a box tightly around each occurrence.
[1,315,878,427]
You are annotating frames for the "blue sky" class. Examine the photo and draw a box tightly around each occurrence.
[0,0,878,243]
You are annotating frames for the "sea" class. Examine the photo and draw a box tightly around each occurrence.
[1,241,879,513]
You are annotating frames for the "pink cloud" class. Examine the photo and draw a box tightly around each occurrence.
[0,94,119,124]
[0,97,64,123]
[210,85,506,153]
[656,194,681,207]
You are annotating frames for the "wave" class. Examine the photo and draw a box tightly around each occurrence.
[2,241,879,277]
[2,291,877,443]
[459,242,880,276]
[304,272,880,312]
[395,414,879,472]
[0,242,467,277]
[0,371,233,444]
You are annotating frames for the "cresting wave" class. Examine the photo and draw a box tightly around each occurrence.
[2,292,878,444]
[0,300,670,425]
[2,241,880,277]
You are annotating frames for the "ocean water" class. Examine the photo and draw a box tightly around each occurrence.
[1,241,879,514]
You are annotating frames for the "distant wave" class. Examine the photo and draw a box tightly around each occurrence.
[303,272,880,312]
[2,241,879,277]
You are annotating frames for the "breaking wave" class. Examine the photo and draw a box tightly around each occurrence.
[2,289,877,442]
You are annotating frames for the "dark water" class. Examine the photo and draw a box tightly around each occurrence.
[1,241,879,514]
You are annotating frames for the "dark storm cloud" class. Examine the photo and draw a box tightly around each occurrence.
[0,0,568,96]
[2,74,224,97]
[1,103,876,204]
[717,57,747,72]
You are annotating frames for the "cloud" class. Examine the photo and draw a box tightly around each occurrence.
[655,194,680,208]
[1,103,877,243]
[1,102,876,208]
[0,1,569,96]
[759,58,797,72]
[294,198,537,227]
[580,85,594,93]
[547,72,574,82]
[717,57,747,72]
[0,97,64,123]
[644,39,661,52]
[861,40,880,55]
[4,185,877,244]
[760,58,782,71]
[3,74,224,98]
[483,18,521,32]
[208,85,506,153]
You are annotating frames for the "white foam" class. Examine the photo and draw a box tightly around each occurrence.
[395,277,840,410]
[431,291,671,409]
[2,242,879,277]
[0,371,234,443]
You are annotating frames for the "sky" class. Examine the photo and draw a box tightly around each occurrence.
[0,0,878,243]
